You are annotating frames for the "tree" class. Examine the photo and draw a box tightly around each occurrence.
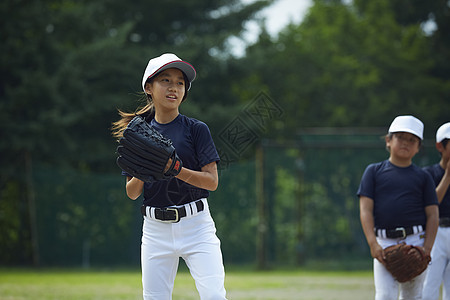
[354,0,450,127]
[235,0,446,133]
[0,0,272,266]
[224,0,448,266]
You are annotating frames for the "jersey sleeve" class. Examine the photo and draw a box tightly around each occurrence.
[357,163,376,199]
[192,121,220,168]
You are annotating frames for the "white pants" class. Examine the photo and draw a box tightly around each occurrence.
[423,226,450,300]
[141,199,227,300]
[374,232,427,300]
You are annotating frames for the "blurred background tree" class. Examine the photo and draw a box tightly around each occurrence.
[0,0,272,266]
[0,0,448,267]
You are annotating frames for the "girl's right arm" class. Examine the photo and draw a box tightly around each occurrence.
[360,196,385,264]
[126,176,144,200]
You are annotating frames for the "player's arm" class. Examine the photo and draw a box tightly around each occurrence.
[423,204,439,256]
[436,159,450,203]
[125,176,144,200]
[176,161,218,191]
[360,196,385,263]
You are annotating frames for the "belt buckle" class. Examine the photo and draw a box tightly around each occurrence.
[395,227,406,239]
[164,207,179,223]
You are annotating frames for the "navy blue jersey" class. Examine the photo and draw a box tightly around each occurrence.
[357,160,438,229]
[123,114,220,207]
[423,163,450,218]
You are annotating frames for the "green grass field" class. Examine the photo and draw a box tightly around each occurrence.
[0,268,375,300]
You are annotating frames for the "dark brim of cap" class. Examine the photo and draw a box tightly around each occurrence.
[147,61,196,84]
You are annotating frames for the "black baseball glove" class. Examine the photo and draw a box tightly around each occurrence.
[116,115,182,182]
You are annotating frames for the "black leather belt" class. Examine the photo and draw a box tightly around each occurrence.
[141,200,204,223]
[375,226,424,239]
[440,217,450,227]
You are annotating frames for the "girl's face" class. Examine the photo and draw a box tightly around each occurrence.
[386,132,420,162]
[145,68,186,112]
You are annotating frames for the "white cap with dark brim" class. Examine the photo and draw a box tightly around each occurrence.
[388,115,424,140]
[141,53,196,92]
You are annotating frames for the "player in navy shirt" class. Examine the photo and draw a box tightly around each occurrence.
[358,115,439,300]
[142,114,219,207]
[358,160,437,229]
[423,122,450,300]
[112,53,227,300]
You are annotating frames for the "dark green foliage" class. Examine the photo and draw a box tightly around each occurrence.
[0,0,448,267]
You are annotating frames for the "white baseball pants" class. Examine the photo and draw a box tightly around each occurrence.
[374,232,427,300]
[422,226,450,300]
[141,199,227,300]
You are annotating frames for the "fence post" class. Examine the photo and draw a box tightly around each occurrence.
[25,150,40,267]
[255,143,266,269]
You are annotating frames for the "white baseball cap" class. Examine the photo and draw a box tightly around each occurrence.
[141,53,196,92]
[436,122,450,143]
[388,115,424,140]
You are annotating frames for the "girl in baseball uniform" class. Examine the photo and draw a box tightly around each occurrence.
[358,115,439,300]
[112,53,227,300]
[422,122,450,300]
